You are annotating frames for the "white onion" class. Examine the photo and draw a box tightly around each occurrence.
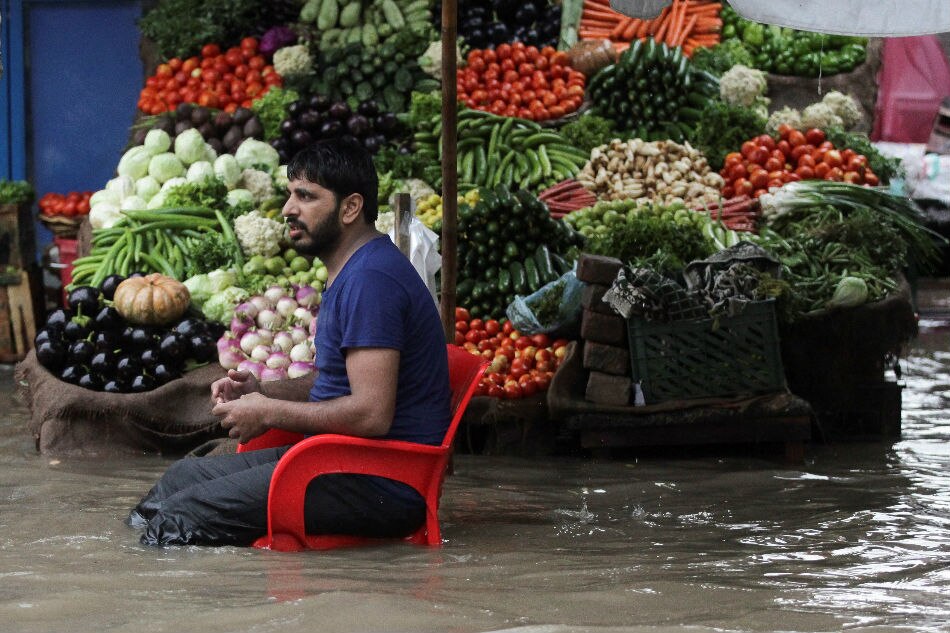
[256,308,284,330]
[289,340,313,363]
[237,359,263,380]
[276,296,298,318]
[239,330,263,355]
[256,328,274,347]
[260,366,287,382]
[250,344,271,362]
[266,351,291,369]
[273,331,294,353]
[264,285,286,304]
[290,325,309,345]
[249,295,273,312]
[295,285,320,308]
[288,361,313,379]
[292,306,314,327]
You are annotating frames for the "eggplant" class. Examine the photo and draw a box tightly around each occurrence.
[45,308,71,332]
[357,100,380,117]
[205,321,226,340]
[90,350,116,375]
[59,365,83,385]
[35,340,66,371]
[189,332,217,363]
[271,138,290,155]
[319,120,343,138]
[67,286,101,315]
[243,117,265,140]
[328,101,351,121]
[515,3,539,25]
[175,102,194,121]
[116,355,142,382]
[129,327,155,349]
[232,107,254,125]
[347,114,371,137]
[309,94,331,112]
[190,106,211,126]
[93,329,120,352]
[223,125,244,152]
[152,363,182,385]
[63,319,92,342]
[198,121,217,140]
[155,114,177,136]
[174,317,207,339]
[175,120,194,135]
[130,128,148,147]
[140,348,161,372]
[287,100,305,117]
[488,22,511,45]
[68,339,96,366]
[99,274,125,301]
[397,143,413,155]
[78,373,104,391]
[158,332,186,363]
[291,129,313,148]
[279,119,297,135]
[34,329,52,348]
[207,137,225,155]
[298,110,322,131]
[362,135,381,154]
[103,380,125,393]
[130,374,157,393]
[213,110,233,133]
[93,306,122,332]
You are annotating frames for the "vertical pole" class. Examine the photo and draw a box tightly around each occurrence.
[439,0,458,344]
[393,192,411,257]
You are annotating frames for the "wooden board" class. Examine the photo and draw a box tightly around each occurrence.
[0,271,37,363]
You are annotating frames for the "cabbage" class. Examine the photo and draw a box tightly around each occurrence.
[827,276,868,309]
[226,188,255,208]
[234,138,279,174]
[148,152,185,183]
[89,202,122,229]
[105,175,135,199]
[202,286,250,323]
[183,268,238,308]
[186,160,215,182]
[174,128,208,166]
[143,129,171,156]
[135,175,161,202]
[117,146,151,179]
[214,155,242,188]
[160,176,187,193]
[119,195,147,211]
[89,189,120,208]
[146,190,168,209]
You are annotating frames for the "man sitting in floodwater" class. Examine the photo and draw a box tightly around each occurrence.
[127,137,451,546]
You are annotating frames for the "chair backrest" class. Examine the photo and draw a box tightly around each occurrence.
[441,344,489,450]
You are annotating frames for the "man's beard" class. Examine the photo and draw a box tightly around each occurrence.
[288,199,343,258]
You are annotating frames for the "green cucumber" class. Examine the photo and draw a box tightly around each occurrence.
[509,261,527,294]
[523,257,541,291]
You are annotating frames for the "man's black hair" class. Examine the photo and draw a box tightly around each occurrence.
[286,137,379,224]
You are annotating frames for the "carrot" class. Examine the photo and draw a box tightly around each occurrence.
[693,17,723,33]
[653,7,673,43]
[584,0,614,6]
[582,6,625,21]
[613,41,631,53]
[635,18,651,39]
[691,2,723,14]
[622,18,642,41]
[676,14,698,46]
[612,16,635,39]
[580,28,615,39]
[666,1,686,47]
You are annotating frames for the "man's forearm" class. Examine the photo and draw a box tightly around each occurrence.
[257,393,392,438]
[259,375,313,402]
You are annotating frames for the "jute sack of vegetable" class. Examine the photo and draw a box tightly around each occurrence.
[507,270,585,338]
[15,350,228,457]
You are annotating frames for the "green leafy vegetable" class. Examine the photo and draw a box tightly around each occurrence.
[557,115,616,154]
[250,87,300,141]
[690,39,756,76]
[822,127,904,184]
[0,180,35,205]
[688,100,767,170]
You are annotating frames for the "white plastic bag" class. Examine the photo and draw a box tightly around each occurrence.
[388,216,442,306]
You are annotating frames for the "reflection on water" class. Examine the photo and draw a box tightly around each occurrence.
[1,323,949,632]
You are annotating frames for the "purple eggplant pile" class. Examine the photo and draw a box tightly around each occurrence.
[434,0,563,50]
[35,275,224,393]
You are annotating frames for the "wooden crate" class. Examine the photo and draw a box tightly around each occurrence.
[0,271,37,363]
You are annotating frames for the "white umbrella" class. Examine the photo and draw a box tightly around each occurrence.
[609,0,950,36]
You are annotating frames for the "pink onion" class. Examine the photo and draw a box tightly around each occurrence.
[276,296,298,318]
[217,336,246,370]
[288,361,313,379]
[266,351,291,369]
[250,344,271,362]
[309,316,317,337]
[260,366,287,382]
[249,295,273,312]
[240,330,263,355]
[295,285,320,308]
[256,308,284,330]
[264,285,286,304]
[237,359,263,379]
[290,325,309,345]
[292,306,314,327]
[255,329,274,347]
[272,330,294,353]
[230,315,252,338]
[290,340,312,363]
[233,301,259,321]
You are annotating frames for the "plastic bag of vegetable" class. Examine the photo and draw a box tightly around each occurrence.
[506,270,585,338]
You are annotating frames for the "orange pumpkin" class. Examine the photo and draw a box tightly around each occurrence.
[113,273,190,326]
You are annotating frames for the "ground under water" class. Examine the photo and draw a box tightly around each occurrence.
[1,323,948,633]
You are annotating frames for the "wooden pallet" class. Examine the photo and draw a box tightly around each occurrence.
[0,271,36,363]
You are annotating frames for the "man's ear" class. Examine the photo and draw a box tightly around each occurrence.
[340,193,364,225]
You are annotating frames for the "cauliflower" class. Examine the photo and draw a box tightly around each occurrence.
[240,168,276,204]
[801,102,843,129]
[375,211,395,235]
[89,202,122,229]
[417,40,461,80]
[233,210,286,258]
[765,106,803,136]
[821,90,863,129]
[272,44,313,79]
[719,64,769,108]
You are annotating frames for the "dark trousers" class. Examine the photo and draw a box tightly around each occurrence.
[127,446,425,547]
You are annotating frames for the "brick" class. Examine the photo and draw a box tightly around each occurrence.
[585,371,632,406]
[581,309,627,347]
[583,341,630,376]
[576,254,623,285]
[582,283,615,315]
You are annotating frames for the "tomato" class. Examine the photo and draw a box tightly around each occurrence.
[724,152,743,165]
[487,384,505,398]
[740,140,758,158]
[749,147,770,166]
[814,162,831,178]
[795,165,816,179]
[804,128,826,145]
[484,319,501,336]
[520,379,538,397]
[496,43,512,60]
[847,154,868,171]
[482,48,497,64]
[826,166,844,181]
[530,334,551,348]
[865,172,880,186]
[776,123,793,140]
[788,130,806,147]
[842,170,864,184]
[240,37,258,52]
[455,320,469,335]
[727,162,747,181]
[756,134,776,151]
[823,149,843,168]
[764,157,784,173]
[533,372,552,391]
[503,381,523,399]
[464,330,481,344]
[749,169,769,190]
[732,178,753,196]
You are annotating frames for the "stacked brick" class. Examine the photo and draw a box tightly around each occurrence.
[576,254,632,406]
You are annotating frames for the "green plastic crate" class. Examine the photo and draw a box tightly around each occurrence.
[627,300,786,404]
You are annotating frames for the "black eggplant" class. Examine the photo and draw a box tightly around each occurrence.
[68,339,96,366]
[45,308,71,332]
[67,286,101,315]
[116,356,142,382]
[99,274,125,301]
[130,374,157,393]
[59,365,83,384]
[63,318,92,342]
[35,340,66,371]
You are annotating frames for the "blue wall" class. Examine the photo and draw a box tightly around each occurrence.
[1,0,143,256]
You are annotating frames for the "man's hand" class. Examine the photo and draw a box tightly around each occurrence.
[210,369,261,405]
[211,392,270,443]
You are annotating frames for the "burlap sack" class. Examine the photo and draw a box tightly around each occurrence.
[15,350,230,457]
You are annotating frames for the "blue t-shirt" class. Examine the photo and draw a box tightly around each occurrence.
[309,235,451,446]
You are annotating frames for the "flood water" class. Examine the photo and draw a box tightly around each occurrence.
[2,324,949,633]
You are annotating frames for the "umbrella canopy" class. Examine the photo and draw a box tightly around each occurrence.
[609,0,950,36]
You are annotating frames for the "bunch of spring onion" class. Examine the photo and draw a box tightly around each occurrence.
[216,284,320,381]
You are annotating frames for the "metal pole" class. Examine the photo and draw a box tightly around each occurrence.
[439,0,458,344]
[393,192,411,257]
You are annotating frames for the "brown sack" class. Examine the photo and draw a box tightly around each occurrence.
[567,39,618,78]
[15,350,230,457]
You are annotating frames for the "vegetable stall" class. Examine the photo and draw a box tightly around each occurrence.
[12,0,938,457]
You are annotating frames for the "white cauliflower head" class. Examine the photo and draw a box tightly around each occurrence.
[233,210,286,258]
[821,90,863,129]
[240,168,276,204]
[273,44,313,79]
[801,102,844,130]
[719,64,769,108]
[765,106,803,136]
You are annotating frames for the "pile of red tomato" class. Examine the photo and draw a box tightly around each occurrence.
[38,191,92,217]
[454,307,569,399]
[720,125,880,199]
[456,42,586,122]
[138,37,283,115]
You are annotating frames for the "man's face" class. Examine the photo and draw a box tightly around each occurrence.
[282,178,343,258]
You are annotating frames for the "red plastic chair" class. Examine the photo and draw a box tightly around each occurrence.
[237,344,488,552]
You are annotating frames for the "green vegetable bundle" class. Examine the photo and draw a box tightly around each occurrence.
[718,6,867,77]
[0,179,35,205]
[587,38,719,143]
[412,108,590,193]
[300,0,434,52]
[456,185,582,320]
